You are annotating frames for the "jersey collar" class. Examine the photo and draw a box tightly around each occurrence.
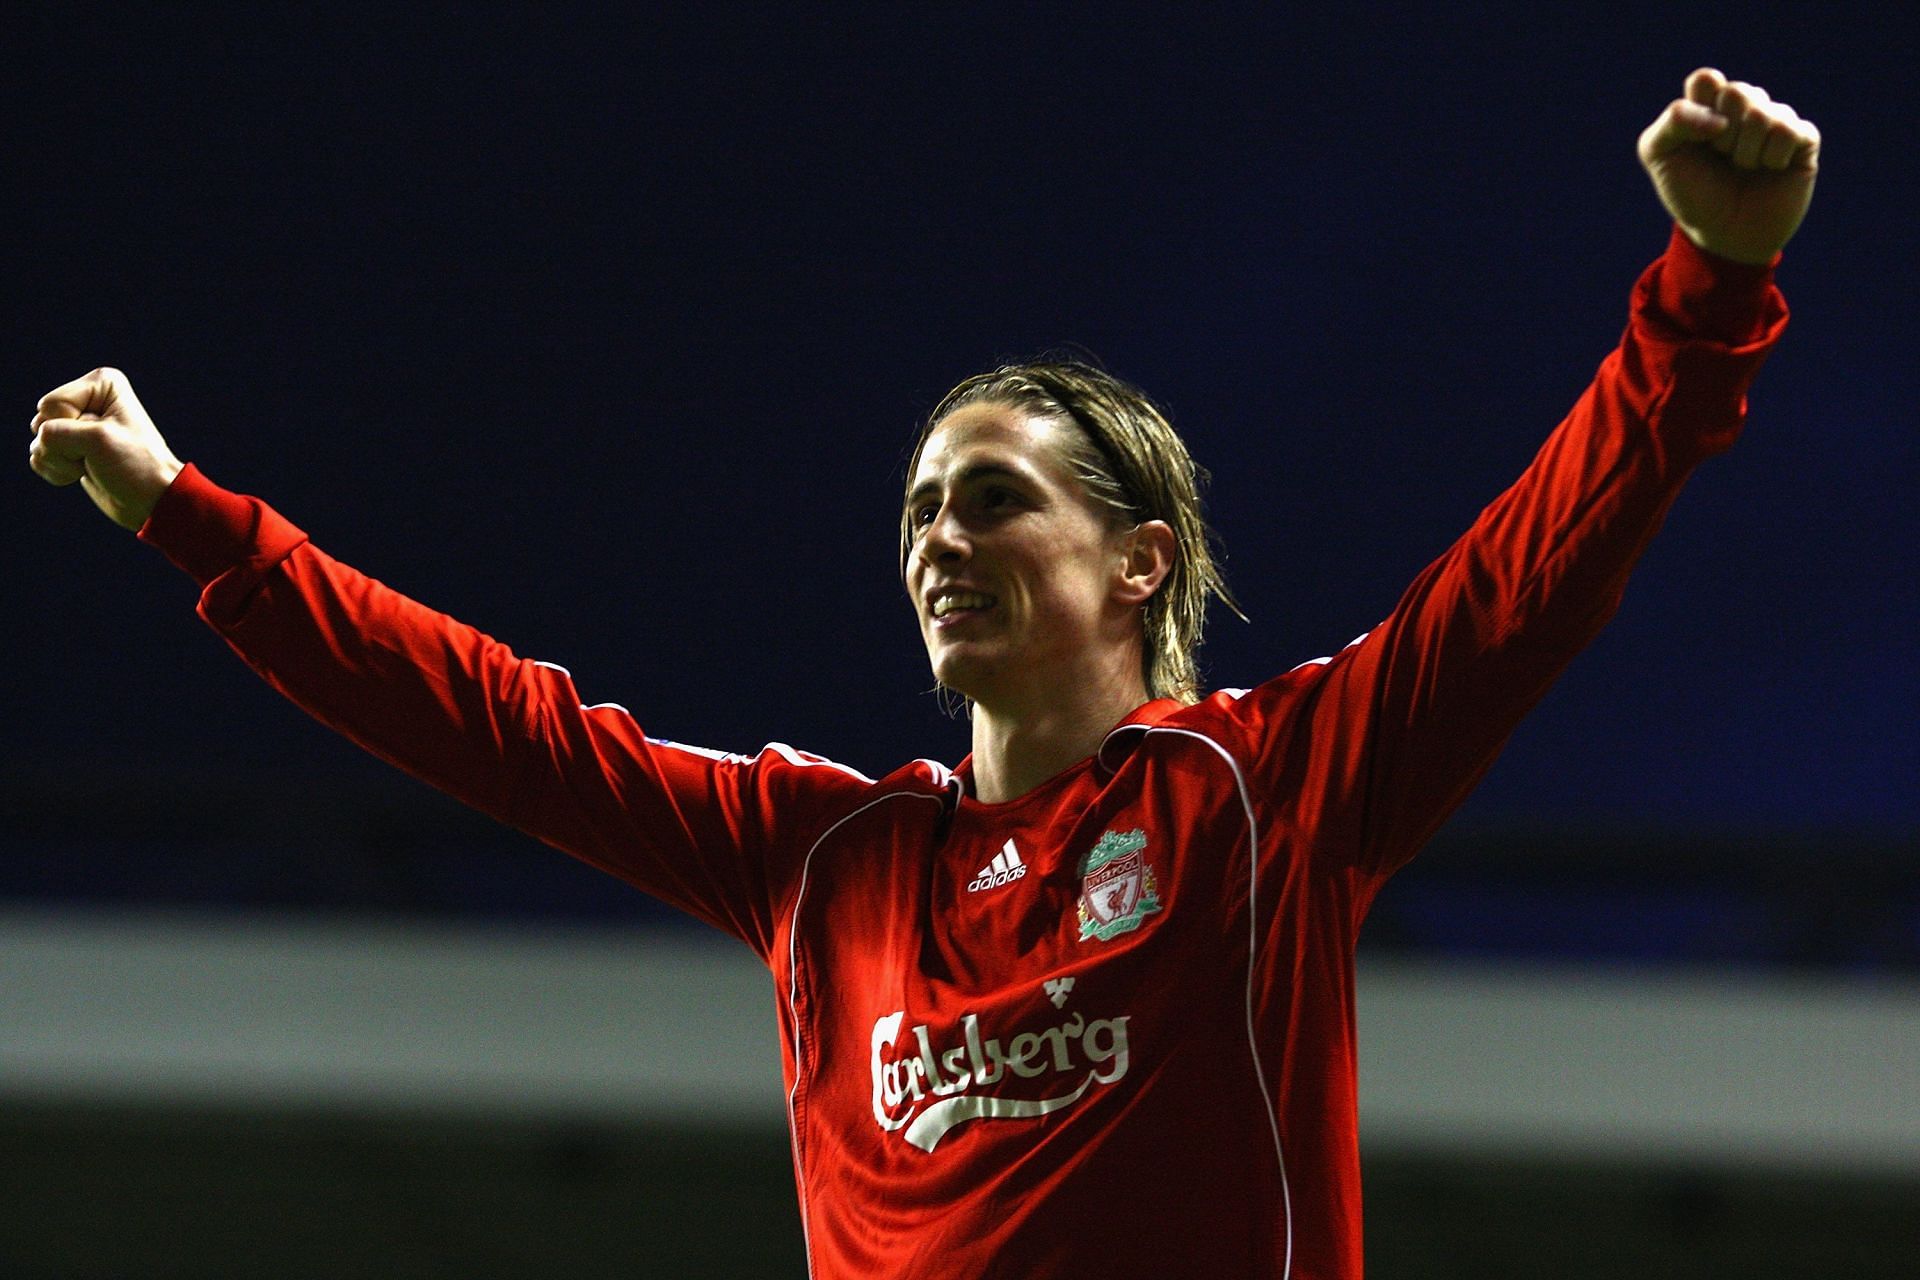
[928,698,1185,808]
[1096,697,1185,773]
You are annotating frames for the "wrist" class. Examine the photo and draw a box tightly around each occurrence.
[126,455,187,530]
[1678,222,1783,268]
[1653,224,1781,345]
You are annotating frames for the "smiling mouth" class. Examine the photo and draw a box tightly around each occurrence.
[930,590,997,621]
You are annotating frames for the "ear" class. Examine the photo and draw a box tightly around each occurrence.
[1113,520,1176,607]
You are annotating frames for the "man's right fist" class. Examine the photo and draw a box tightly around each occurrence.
[30,368,184,530]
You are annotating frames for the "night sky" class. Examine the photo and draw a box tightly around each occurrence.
[10,5,1914,873]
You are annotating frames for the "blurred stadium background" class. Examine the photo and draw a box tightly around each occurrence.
[7,5,1914,1276]
[5,787,1915,1276]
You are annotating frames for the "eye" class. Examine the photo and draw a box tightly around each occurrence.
[981,486,1018,511]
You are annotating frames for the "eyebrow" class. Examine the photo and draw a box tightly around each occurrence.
[904,463,1028,513]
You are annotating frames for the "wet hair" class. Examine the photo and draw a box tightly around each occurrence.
[901,357,1243,704]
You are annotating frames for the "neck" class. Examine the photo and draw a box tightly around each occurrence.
[965,664,1152,804]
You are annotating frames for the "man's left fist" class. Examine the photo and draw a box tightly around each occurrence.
[1639,67,1821,266]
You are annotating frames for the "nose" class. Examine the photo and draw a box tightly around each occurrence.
[915,498,969,570]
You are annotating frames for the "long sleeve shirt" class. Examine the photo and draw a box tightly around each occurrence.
[141,227,1785,1279]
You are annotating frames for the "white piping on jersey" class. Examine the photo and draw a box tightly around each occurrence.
[1222,631,1373,700]
[763,742,874,783]
[1293,631,1370,674]
[785,788,948,1280]
[912,757,956,789]
[775,724,1291,1272]
[1129,725,1294,1280]
[611,734,876,785]
[529,660,880,784]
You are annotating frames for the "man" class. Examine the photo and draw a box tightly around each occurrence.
[31,69,1817,1279]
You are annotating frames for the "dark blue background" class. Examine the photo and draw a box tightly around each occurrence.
[8,6,1913,930]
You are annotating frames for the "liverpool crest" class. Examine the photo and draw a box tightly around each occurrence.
[1076,829,1162,942]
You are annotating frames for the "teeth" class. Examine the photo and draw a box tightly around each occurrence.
[932,591,994,618]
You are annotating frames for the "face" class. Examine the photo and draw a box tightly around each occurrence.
[904,403,1143,709]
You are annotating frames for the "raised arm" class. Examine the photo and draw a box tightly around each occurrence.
[1222,70,1816,880]
[27,372,865,957]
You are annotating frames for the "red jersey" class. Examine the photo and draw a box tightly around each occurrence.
[141,228,1784,1279]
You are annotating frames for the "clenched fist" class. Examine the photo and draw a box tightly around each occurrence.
[29,368,184,530]
[1640,67,1821,265]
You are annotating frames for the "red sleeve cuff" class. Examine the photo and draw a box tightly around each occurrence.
[1652,224,1782,346]
[137,462,309,586]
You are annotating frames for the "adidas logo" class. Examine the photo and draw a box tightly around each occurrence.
[966,839,1028,893]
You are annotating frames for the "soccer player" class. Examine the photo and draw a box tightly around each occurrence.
[30,69,1818,1278]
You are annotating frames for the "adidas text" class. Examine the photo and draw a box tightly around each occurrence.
[967,838,1028,893]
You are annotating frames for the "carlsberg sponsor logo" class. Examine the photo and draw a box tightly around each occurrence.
[869,1003,1132,1151]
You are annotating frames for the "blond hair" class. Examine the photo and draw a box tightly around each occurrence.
[901,358,1243,704]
